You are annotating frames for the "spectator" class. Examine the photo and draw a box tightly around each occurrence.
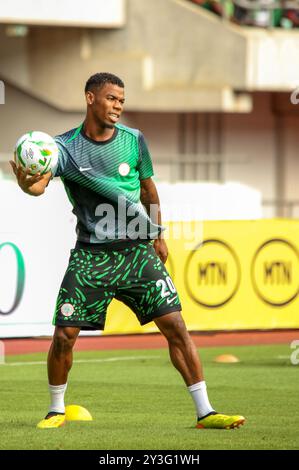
[189,0,299,28]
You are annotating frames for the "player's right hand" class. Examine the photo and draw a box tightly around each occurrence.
[10,159,44,194]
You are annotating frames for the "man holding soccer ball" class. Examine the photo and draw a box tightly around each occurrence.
[11,73,245,430]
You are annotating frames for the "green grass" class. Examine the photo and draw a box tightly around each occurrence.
[0,344,298,450]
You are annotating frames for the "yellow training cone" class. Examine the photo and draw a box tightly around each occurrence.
[65,405,93,421]
[214,354,240,363]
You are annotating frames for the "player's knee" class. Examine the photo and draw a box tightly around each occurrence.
[167,329,190,348]
[161,314,189,345]
[52,330,75,356]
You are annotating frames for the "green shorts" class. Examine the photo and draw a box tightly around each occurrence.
[53,241,181,330]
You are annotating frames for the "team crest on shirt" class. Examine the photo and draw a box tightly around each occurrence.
[61,303,74,317]
[118,162,130,176]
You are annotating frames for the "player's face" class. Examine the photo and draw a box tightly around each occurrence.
[86,83,125,128]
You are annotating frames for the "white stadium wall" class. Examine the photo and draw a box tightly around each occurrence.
[0,180,77,337]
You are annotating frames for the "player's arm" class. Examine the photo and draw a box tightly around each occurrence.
[10,159,52,196]
[140,177,168,263]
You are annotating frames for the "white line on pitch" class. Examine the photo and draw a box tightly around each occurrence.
[1,355,161,367]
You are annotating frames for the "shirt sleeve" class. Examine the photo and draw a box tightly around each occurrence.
[52,136,69,177]
[137,132,154,180]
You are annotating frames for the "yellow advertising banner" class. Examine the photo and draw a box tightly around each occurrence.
[104,219,299,334]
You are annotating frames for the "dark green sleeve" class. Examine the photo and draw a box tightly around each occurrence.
[137,132,154,180]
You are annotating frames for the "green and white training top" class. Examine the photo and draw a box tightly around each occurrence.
[53,123,161,244]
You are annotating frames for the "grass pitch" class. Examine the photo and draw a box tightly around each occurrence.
[0,343,298,450]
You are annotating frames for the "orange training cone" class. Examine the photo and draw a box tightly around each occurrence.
[214,354,240,363]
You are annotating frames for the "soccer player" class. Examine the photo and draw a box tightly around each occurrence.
[11,73,245,430]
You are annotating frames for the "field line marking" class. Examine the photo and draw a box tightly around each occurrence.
[1,355,161,367]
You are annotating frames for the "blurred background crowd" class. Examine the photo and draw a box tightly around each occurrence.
[189,0,299,28]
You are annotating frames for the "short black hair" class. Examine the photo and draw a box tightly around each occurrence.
[85,73,124,93]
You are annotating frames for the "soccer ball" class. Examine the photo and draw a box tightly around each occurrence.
[14,131,59,175]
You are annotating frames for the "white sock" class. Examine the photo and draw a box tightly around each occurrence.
[48,383,67,414]
[188,380,215,419]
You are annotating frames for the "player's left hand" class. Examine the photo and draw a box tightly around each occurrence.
[153,238,168,264]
